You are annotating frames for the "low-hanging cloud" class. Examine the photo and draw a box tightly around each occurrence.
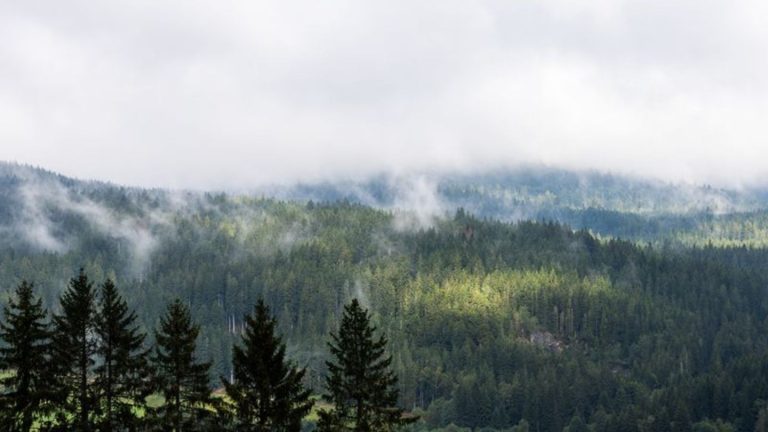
[13,172,165,274]
[391,175,446,231]
[2,0,768,189]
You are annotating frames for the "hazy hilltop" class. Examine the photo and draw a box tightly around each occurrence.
[273,168,768,216]
[4,161,768,258]
[6,0,768,429]
[4,162,768,430]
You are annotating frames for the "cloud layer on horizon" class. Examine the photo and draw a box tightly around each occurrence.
[2,0,768,189]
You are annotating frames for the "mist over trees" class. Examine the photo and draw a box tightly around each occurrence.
[2,164,768,430]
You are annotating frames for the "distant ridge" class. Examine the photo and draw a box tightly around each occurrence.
[2,159,768,222]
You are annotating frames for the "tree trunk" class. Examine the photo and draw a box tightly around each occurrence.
[81,328,90,432]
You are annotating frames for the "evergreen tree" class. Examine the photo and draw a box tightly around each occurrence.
[0,281,53,432]
[52,269,98,431]
[318,299,414,431]
[153,299,212,431]
[94,279,150,431]
[222,299,313,431]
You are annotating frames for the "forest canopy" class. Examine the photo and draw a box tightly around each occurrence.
[2,164,768,431]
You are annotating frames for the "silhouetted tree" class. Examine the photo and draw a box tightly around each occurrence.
[318,299,414,431]
[153,299,212,431]
[222,299,313,431]
[52,269,98,431]
[94,279,150,431]
[0,281,54,432]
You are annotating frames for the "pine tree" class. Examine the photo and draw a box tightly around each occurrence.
[153,299,212,431]
[52,269,98,431]
[94,279,150,431]
[222,299,313,431]
[0,281,54,432]
[318,299,414,432]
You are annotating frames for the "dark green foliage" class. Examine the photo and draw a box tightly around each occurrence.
[319,299,413,431]
[7,207,768,431]
[0,281,53,431]
[5,165,768,430]
[152,299,212,431]
[94,279,150,431]
[563,415,589,432]
[52,268,98,431]
[222,299,313,431]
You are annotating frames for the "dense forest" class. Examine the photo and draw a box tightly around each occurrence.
[2,163,768,430]
[1,272,407,431]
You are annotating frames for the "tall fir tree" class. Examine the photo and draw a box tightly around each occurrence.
[52,269,98,431]
[318,299,414,432]
[153,299,212,431]
[0,281,54,432]
[222,299,313,431]
[94,279,150,431]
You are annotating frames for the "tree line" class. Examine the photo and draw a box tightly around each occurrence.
[0,270,413,431]
[4,188,768,431]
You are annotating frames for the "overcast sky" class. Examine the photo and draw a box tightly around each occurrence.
[2,0,768,189]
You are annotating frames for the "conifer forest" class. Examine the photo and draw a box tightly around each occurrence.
[4,0,768,429]
[2,164,768,431]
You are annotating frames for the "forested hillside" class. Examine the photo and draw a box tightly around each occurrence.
[2,162,768,430]
[271,168,768,246]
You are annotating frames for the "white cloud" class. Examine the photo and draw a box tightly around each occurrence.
[1,0,768,189]
[13,172,164,273]
[391,175,445,231]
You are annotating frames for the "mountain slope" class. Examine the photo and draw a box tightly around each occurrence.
[2,162,768,430]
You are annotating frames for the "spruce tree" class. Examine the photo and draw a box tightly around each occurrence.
[94,279,150,431]
[52,269,98,431]
[222,299,313,431]
[153,299,212,431]
[0,281,54,432]
[318,299,414,432]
